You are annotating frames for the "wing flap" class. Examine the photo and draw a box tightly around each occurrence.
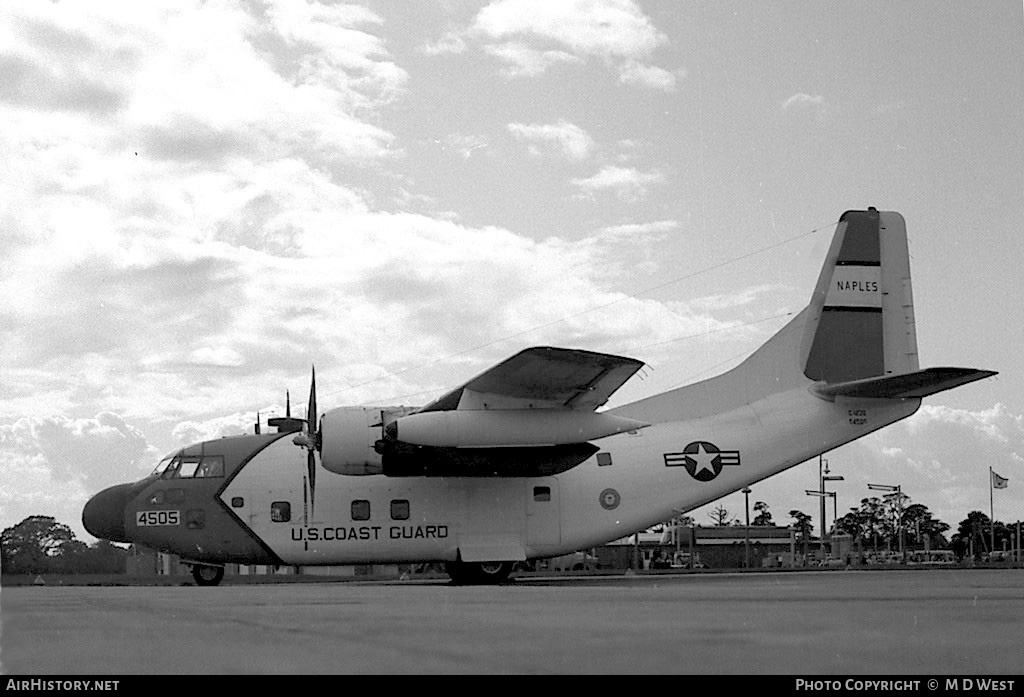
[812,367,997,400]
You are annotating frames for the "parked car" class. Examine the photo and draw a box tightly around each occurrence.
[670,552,707,569]
[546,550,599,572]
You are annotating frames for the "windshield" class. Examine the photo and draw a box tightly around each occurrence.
[151,451,180,476]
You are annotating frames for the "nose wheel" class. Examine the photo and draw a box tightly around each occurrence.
[191,564,225,586]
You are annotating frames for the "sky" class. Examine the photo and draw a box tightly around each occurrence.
[2,1,1022,544]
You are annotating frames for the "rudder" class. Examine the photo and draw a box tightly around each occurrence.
[801,208,919,383]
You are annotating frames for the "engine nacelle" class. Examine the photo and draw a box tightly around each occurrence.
[320,406,415,476]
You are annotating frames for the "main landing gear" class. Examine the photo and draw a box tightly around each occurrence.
[191,564,225,586]
[444,560,514,585]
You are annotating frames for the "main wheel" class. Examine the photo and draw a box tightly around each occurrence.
[445,560,514,585]
[192,565,225,586]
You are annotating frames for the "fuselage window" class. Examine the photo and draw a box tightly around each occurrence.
[390,499,410,520]
[148,490,165,505]
[271,501,291,523]
[351,500,370,521]
[533,486,551,502]
[597,453,612,467]
[231,497,244,508]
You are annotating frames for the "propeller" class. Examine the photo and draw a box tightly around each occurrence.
[292,366,319,516]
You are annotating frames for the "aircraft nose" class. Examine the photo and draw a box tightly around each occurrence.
[82,483,133,543]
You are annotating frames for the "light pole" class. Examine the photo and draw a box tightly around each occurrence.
[742,487,751,569]
[868,483,903,557]
[808,456,844,558]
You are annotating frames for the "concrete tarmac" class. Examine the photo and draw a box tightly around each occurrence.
[1,569,1022,675]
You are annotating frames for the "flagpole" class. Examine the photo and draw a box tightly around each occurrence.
[989,466,995,555]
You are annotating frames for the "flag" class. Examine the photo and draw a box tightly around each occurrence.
[991,471,1009,489]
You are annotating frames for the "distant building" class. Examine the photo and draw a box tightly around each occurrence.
[598,525,797,569]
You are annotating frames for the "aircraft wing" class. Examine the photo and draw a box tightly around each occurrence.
[417,346,645,413]
[378,347,646,477]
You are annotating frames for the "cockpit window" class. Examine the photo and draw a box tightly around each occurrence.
[159,455,225,479]
[178,458,202,478]
[161,456,182,479]
[152,452,179,476]
[195,456,224,478]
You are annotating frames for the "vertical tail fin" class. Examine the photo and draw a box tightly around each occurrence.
[801,208,919,382]
[612,208,947,425]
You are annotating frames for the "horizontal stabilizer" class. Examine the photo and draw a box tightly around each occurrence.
[812,368,997,400]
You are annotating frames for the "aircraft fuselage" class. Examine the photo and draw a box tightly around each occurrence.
[87,385,920,570]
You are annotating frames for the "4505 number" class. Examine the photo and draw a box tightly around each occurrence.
[136,510,180,526]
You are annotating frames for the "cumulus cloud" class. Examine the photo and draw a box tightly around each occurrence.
[0,412,162,539]
[507,120,595,160]
[474,0,665,58]
[189,347,246,368]
[571,165,665,200]
[599,220,678,237]
[781,92,826,111]
[861,403,1024,523]
[617,61,680,91]
[0,413,156,487]
[171,412,257,446]
[420,30,468,56]
[471,0,678,89]
[483,42,583,77]
[908,403,1023,444]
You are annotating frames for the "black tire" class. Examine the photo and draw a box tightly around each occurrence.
[445,560,513,585]
[192,565,224,586]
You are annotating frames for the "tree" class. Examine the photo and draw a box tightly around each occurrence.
[708,505,735,526]
[76,540,129,574]
[952,511,991,560]
[901,503,950,549]
[752,501,774,526]
[856,497,888,550]
[1,516,128,575]
[789,509,813,560]
[951,511,1014,560]
[881,491,910,551]
[1,516,79,575]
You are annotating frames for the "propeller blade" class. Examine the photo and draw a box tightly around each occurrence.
[308,365,317,447]
[306,365,318,515]
[307,449,316,516]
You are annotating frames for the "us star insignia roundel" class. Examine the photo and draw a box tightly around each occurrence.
[664,441,741,482]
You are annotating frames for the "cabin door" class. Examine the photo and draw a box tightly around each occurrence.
[525,477,561,547]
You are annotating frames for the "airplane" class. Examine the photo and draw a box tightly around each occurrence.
[82,208,996,585]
